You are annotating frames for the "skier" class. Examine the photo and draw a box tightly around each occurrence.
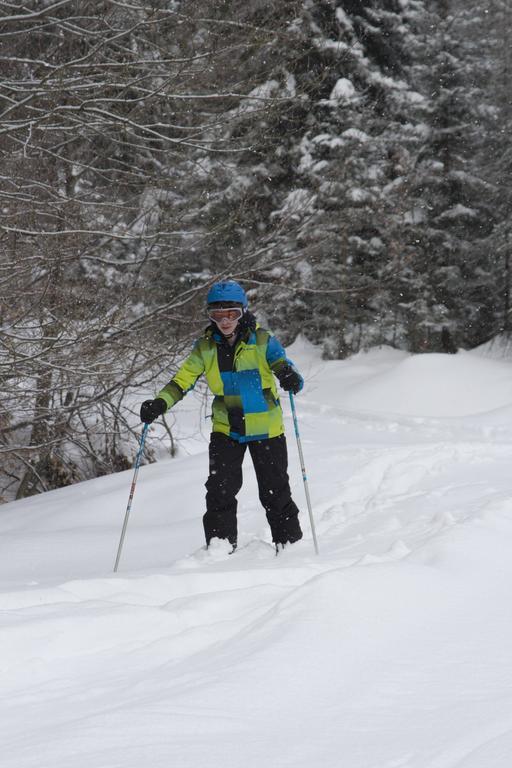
[140,280,304,553]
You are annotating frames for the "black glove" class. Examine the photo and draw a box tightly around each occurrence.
[140,398,167,424]
[278,365,303,395]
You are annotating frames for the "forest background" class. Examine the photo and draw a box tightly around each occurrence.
[1,0,511,502]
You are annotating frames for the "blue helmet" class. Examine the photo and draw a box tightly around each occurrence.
[207,280,248,307]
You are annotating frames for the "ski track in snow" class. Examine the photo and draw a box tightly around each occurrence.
[2,345,512,767]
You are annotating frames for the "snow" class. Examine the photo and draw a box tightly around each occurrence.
[311,133,345,148]
[237,80,280,114]
[3,342,512,767]
[272,188,316,220]
[333,349,512,417]
[438,204,478,220]
[335,8,354,30]
[329,77,356,103]
[342,127,370,142]
[348,186,373,202]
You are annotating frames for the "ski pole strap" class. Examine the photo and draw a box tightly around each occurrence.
[134,422,149,468]
[289,390,301,440]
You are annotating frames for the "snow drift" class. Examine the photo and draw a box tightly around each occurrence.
[2,344,512,768]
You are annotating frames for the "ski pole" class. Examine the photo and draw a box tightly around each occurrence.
[114,423,149,572]
[289,392,319,555]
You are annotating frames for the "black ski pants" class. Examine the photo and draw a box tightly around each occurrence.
[204,432,303,547]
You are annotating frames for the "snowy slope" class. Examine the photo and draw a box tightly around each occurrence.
[2,341,512,768]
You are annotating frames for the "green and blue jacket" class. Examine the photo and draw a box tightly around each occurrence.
[157,318,302,443]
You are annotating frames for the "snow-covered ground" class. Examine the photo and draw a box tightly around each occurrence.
[3,340,512,768]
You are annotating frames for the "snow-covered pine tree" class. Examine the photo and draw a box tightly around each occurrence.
[394,0,497,352]
[188,0,430,356]
[478,0,512,338]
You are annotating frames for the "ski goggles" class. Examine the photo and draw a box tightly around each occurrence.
[207,306,244,322]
